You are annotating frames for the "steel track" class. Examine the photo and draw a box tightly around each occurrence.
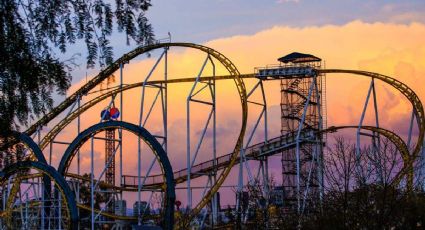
[18,42,423,228]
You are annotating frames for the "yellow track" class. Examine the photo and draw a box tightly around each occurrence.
[318,69,424,188]
[22,41,423,227]
[25,43,248,227]
[324,126,409,186]
[2,177,21,226]
[0,169,72,229]
[18,124,412,191]
[0,200,138,223]
[38,74,253,150]
[5,123,408,224]
[120,125,409,188]
[38,70,422,187]
[63,126,411,222]
[77,204,138,221]
[325,125,409,160]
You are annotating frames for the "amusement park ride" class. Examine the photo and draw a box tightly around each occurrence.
[0,40,423,230]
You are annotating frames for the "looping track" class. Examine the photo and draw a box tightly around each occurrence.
[1,132,53,227]
[0,161,79,230]
[10,42,423,228]
[324,125,409,186]
[58,120,176,229]
[318,69,424,187]
[318,69,424,161]
[37,70,423,185]
[26,42,248,226]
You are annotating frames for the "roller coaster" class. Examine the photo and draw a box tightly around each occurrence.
[0,41,423,229]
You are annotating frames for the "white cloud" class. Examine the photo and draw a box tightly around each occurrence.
[276,0,300,3]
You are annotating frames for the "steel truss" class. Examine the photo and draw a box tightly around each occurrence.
[58,121,175,230]
[278,61,324,215]
[1,42,422,230]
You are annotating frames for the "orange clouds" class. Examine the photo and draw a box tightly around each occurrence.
[202,21,425,135]
[57,20,425,170]
[45,21,425,206]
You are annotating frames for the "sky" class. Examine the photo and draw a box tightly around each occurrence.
[147,0,425,42]
[43,1,425,207]
[65,0,425,81]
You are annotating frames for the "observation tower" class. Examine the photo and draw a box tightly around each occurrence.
[255,52,326,211]
[3,41,421,229]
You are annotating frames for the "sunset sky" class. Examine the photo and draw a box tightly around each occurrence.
[45,1,425,206]
[64,0,425,80]
[62,0,425,136]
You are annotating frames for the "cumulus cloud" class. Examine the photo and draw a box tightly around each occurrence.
[204,21,425,138]
[276,0,299,3]
[63,19,425,166]
[53,20,425,205]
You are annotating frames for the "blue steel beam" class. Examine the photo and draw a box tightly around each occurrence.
[57,120,175,230]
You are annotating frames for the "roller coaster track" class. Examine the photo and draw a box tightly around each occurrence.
[325,126,409,161]
[37,69,422,184]
[37,69,423,159]
[318,69,424,187]
[77,204,138,221]
[122,129,315,188]
[24,43,248,226]
[0,198,139,222]
[50,125,407,222]
[19,40,423,227]
[16,126,411,191]
[1,132,53,229]
[0,161,78,230]
[25,42,247,138]
[49,125,404,186]
[8,121,408,224]
[57,120,175,229]
[119,125,409,189]
[318,69,424,157]
[37,74,252,150]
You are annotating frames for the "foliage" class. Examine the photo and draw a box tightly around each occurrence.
[221,137,424,229]
[77,173,107,228]
[0,142,25,169]
[302,137,425,229]
[0,0,155,137]
[301,186,425,229]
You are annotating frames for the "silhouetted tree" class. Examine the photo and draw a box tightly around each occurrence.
[77,173,107,228]
[0,142,25,170]
[0,0,155,137]
[233,137,422,229]
[301,137,423,229]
